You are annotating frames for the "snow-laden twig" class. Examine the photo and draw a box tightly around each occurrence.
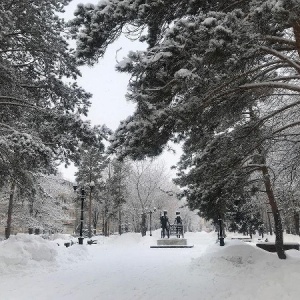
[260,46,300,73]
[240,82,300,93]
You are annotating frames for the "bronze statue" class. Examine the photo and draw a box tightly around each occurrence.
[160,210,170,238]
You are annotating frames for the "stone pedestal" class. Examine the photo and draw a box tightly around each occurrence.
[150,238,193,248]
[157,238,187,246]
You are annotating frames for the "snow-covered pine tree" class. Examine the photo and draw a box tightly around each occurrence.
[71,1,300,258]
[108,159,129,235]
[0,0,109,237]
[75,144,109,237]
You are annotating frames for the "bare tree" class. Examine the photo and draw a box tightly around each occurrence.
[125,159,179,236]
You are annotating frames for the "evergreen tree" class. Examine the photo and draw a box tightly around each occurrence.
[1,0,107,237]
[71,1,300,258]
[0,174,75,235]
[109,159,129,235]
[75,144,109,237]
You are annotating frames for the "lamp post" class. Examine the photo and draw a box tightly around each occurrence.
[218,216,225,246]
[76,187,85,245]
[73,182,95,244]
[148,207,156,236]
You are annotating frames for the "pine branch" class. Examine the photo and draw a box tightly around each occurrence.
[221,0,247,12]
[260,46,300,73]
[201,60,284,106]
[251,63,290,81]
[20,84,48,89]
[0,102,40,109]
[0,96,42,109]
[0,95,29,102]
[273,121,300,135]
[269,75,300,81]
[254,99,300,129]
[0,123,17,132]
[144,79,177,92]
[240,82,300,93]
[265,35,297,47]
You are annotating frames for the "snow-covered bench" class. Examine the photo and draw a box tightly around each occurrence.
[87,239,97,245]
[256,242,299,252]
[231,237,252,242]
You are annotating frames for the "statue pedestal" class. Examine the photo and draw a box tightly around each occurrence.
[150,238,193,248]
[158,238,187,246]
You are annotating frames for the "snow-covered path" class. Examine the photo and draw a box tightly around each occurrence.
[1,231,300,300]
[0,231,215,300]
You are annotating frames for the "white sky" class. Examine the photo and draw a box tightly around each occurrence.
[59,0,181,181]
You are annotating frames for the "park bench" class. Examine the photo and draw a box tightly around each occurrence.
[168,224,184,238]
[87,239,97,245]
[64,240,75,247]
[231,237,252,242]
[256,242,299,252]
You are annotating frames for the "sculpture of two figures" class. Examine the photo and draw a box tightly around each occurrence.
[160,211,183,238]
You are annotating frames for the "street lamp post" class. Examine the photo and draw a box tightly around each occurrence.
[78,188,85,245]
[148,207,156,236]
[73,182,95,245]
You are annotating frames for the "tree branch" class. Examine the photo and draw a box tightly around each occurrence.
[255,99,300,128]
[260,46,300,73]
[273,121,300,135]
[265,35,297,47]
[0,102,40,109]
[240,82,300,93]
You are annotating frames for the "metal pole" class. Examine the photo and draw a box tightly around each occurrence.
[74,196,78,234]
[79,188,85,245]
[150,211,152,236]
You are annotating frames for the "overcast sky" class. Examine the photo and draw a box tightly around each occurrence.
[63,0,146,130]
[59,0,181,181]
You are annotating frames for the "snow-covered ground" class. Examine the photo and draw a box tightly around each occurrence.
[0,230,300,300]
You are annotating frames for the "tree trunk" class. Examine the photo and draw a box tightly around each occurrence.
[291,21,300,236]
[141,213,147,237]
[103,217,109,236]
[6,182,16,239]
[261,165,286,259]
[107,220,110,236]
[118,208,122,235]
[294,212,300,236]
[88,189,92,238]
[93,211,98,235]
[267,212,273,235]
[102,212,106,236]
[292,20,300,60]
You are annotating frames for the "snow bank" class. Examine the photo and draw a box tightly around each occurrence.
[1,231,300,299]
[191,239,300,300]
[0,234,89,275]
[193,240,274,272]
